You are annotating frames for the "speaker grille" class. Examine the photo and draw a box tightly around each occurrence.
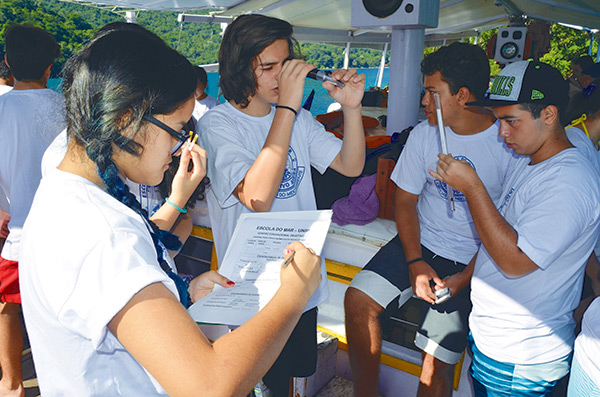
[362,0,404,18]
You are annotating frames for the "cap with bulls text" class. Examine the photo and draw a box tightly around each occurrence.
[467,61,569,110]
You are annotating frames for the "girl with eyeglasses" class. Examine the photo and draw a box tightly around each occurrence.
[19,25,321,396]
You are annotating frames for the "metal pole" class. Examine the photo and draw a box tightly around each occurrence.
[386,28,424,135]
[344,42,351,69]
[376,42,389,88]
[125,11,136,24]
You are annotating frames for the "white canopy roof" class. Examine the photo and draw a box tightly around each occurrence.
[69,0,600,133]
[69,0,600,47]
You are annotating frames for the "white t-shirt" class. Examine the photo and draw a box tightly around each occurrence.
[20,169,177,396]
[41,129,178,272]
[566,126,600,257]
[0,85,12,96]
[573,297,600,388]
[0,89,65,260]
[42,130,164,216]
[391,119,525,264]
[192,94,220,122]
[470,148,600,365]
[198,102,342,310]
[566,126,600,170]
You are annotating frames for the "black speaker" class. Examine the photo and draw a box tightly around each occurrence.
[351,0,440,29]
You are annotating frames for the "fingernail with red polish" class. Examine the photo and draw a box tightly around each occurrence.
[227,281,235,286]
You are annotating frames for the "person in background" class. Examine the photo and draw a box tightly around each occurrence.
[19,25,322,396]
[0,53,10,252]
[0,54,13,95]
[0,54,13,324]
[431,60,600,395]
[568,55,595,102]
[565,79,600,330]
[199,14,365,396]
[192,65,220,122]
[0,24,64,397]
[344,42,525,397]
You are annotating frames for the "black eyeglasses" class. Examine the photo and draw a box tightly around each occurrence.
[142,114,194,155]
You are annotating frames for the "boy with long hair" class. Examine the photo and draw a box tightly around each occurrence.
[199,14,366,396]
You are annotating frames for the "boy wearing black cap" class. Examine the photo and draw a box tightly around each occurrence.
[430,61,600,394]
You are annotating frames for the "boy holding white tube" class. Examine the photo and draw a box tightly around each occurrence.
[344,42,526,397]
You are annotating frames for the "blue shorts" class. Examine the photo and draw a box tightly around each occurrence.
[349,235,471,364]
[469,333,570,396]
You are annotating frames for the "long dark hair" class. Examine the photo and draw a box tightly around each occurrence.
[62,25,196,269]
[218,14,300,108]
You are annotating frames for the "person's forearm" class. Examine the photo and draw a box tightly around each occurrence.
[166,214,193,258]
[111,282,310,397]
[235,110,295,212]
[209,284,309,394]
[395,188,422,261]
[151,199,185,231]
[456,254,476,290]
[586,252,600,296]
[464,179,538,277]
[332,105,365,177]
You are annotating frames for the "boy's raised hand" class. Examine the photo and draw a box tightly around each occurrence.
[325,68,366,110]
[277,58,316,111]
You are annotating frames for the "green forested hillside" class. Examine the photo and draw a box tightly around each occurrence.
[0,0,596,77]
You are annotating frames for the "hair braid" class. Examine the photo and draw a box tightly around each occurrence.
[85,140,182,272]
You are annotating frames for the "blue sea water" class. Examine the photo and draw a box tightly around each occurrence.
[49,67,389,118]
[206,67,390,116]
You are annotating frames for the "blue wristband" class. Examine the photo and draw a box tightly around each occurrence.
[165,197,187,213]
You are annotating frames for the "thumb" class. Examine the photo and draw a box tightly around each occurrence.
[432,274,445,287]
[203,270,235,288]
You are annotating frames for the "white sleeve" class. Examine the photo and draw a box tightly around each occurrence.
[199,113,256,209]
[57,230,175,350]
[301,110,342,174]
[391,123,427,195]
[515,167,598,270]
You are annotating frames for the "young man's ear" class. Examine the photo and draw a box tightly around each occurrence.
[457,87,471,106]
[541,104,559,125]
[43,64,52,81]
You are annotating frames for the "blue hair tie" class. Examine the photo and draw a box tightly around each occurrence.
[583,84,598,99]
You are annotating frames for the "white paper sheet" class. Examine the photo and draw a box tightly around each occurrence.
[188,210,332,326]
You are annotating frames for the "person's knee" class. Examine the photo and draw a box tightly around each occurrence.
[344,287,383,322]
[421,353,454,380]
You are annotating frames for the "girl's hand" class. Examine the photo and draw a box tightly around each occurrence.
[325,68,366,110]
[169,141,207,205]
[188,270,235,303]
[279,242,322,301]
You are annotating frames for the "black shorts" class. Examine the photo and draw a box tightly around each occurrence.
[349,235,471,364]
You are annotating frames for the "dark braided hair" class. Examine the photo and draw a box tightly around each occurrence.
[61,26,196,278]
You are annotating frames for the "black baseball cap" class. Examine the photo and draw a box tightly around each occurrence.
[467,61,569,110]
